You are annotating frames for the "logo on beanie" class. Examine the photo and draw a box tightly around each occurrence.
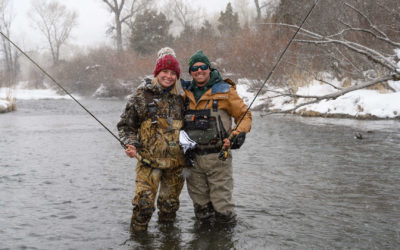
[153,54,180,78]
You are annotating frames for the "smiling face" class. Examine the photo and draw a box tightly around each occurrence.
[190,62,211,87]
[156,69,177,88]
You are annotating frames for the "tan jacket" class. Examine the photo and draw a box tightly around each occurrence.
[183,79,252,134]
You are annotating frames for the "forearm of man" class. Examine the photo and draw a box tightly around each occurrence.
[229,89,252,133]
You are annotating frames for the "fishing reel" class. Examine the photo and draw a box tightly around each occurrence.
[218,131,246,161]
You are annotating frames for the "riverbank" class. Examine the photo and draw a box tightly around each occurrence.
[237,77,400,120]
[2,76,400,120]
[0,86,70,114]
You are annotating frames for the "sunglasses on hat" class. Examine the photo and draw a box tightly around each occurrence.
[190,65,209,72]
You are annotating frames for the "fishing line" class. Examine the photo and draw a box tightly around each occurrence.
[2,0,319,159]
[219,0,319,160]
[0,30,126,149]
[233,0,319,131]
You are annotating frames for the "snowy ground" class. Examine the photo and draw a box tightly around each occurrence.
[236,77,400,119]
[0,85,71,113]
[0,85,70,100]
[237,49,400,119]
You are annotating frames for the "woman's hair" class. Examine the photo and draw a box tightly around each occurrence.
[151,77,183,95]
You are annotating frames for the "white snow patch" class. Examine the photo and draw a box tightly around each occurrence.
[1,84,72,100]
[297,80,339,96]
[388,80,400,92]
[92,83,107,97]
[236,79,253,105]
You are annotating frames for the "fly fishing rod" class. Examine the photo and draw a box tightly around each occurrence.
[218,0,320,160]
[0,31,155,167]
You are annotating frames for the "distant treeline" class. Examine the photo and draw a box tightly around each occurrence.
[1,0,399,97]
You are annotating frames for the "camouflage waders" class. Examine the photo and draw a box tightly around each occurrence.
[130,162,184,231]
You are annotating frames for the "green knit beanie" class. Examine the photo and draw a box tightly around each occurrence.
[188,50,211,72]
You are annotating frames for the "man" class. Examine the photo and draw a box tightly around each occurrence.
[182,50,252,224]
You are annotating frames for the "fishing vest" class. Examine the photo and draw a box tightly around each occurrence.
[138,80,185,169]
[184,82,232,154]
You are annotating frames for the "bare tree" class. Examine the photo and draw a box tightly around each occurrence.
[0,0,19,87]
[293,4,398,72]
[101,0,152,54]
[169,0,193,30]
[254,0,261,20]
[260,2,400,114]
[164,0,205,35]
[233,0,256,26]
[30,0,77,66]
[254,0,278,20]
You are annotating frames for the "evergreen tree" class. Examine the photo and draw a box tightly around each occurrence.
[217,3,241,37]
[176,24,197,45]
[130,10,173,55]
[198,20,215,39]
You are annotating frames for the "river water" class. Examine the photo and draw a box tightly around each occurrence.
[1,99,399,249]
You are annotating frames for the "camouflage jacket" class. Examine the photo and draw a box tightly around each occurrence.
[117,79,185,168]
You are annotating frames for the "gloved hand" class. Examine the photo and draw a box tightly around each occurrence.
[230,132,246,149]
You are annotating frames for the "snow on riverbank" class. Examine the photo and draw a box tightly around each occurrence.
[236,77,400,119]
[0,84,72,113]
[0,87,70,100]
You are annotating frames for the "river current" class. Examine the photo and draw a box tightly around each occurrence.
[1,99,399,249]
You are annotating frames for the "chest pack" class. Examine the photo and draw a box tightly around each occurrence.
[137,79,185,169]
[184,99,232,154]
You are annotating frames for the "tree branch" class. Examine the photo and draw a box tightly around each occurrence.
[102,0,116,12]
[344,2,388,39]
[259,22,398,71]
[295,38,398,72]
[330,23,400,47]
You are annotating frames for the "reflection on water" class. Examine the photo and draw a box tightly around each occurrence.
[1,99,400,249]
[125,221,235,249]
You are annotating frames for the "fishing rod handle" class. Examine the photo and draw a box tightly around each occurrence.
[218,131,238,161]
[123,143,154,167]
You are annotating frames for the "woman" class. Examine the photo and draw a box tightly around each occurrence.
[117,49,185,232]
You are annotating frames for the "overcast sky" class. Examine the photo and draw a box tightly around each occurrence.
[11,0,234,49]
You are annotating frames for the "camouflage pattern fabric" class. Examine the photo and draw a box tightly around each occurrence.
[131,162,184,228]
[117,79,186,231]
[117,79,185,169]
